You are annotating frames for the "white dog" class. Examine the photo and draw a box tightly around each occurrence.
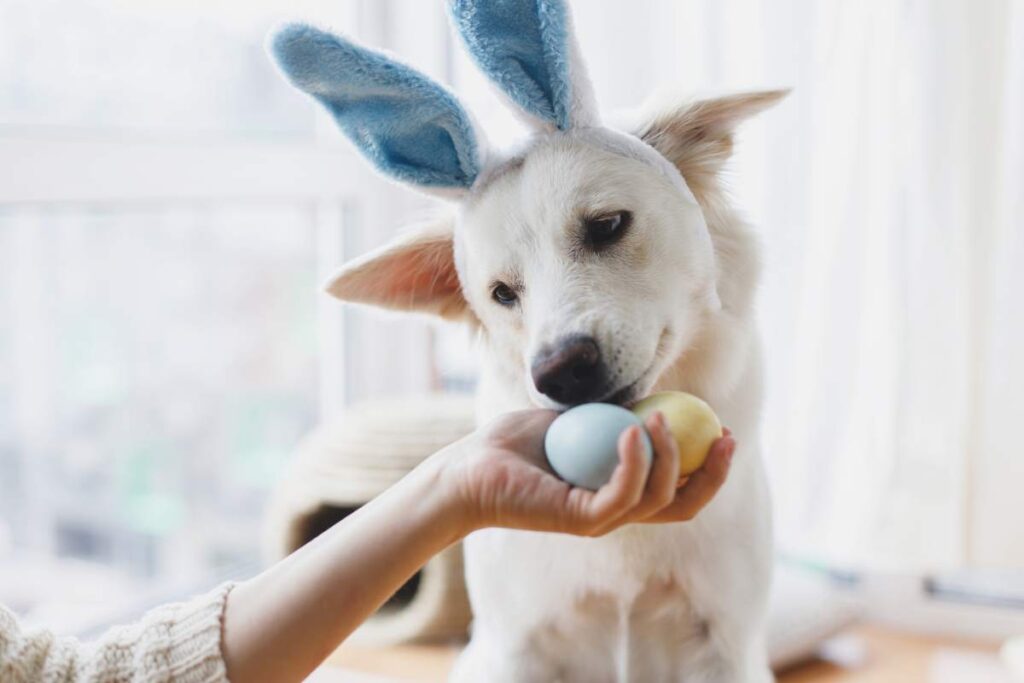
[271,2,784,680]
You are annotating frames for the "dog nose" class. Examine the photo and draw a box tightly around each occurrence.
[531,335,607,405]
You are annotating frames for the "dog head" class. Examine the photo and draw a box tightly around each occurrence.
[270,0,784,409]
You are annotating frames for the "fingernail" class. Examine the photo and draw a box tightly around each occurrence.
[724,442,736,466]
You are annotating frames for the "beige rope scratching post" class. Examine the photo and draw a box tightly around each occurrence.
[264,393,477,645]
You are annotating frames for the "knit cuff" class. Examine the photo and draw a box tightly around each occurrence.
[81,581,236,683]
[159,582,235,683]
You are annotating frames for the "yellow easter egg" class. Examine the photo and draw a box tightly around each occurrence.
[632,391,722,476]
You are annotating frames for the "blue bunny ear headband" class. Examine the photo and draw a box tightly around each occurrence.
[269,0,661,200]
[270,23,483,198]
[447,0,599,132]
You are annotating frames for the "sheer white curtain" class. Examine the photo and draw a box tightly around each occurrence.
[975,0,1024,569]
[744,0,1014,572]
[743,0,1023,572]
[350,0,1024,571]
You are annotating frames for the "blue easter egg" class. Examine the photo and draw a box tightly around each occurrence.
[544,403,653,491]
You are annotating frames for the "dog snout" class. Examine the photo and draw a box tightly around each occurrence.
[531,335,608,405]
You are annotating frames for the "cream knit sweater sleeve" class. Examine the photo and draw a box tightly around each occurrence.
[0,583,234,683]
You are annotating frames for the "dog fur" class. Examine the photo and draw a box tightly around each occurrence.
[324,91,784,682]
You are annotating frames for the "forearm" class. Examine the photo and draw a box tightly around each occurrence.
[222,449,467,683]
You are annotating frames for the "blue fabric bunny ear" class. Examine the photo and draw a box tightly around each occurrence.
[270,23,482,195]
[449,0,599,132]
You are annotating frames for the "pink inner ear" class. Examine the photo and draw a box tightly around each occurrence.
[327,224,469,320]
[386,237,462,306]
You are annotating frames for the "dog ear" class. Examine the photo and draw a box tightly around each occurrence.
[323,218,469,320]
[636,90,789,191]
[449,0,599,132]
[269,24,483,198]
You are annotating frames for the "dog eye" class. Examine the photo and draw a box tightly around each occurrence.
[584,211,632,249]
[491,282,518,307]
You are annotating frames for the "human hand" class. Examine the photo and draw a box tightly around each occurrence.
[438,408,735,537]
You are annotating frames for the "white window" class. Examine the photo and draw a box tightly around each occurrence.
[0,0,369,628]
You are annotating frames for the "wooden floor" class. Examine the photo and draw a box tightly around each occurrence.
[774,627,1005,682]
[321,626,1008,682]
